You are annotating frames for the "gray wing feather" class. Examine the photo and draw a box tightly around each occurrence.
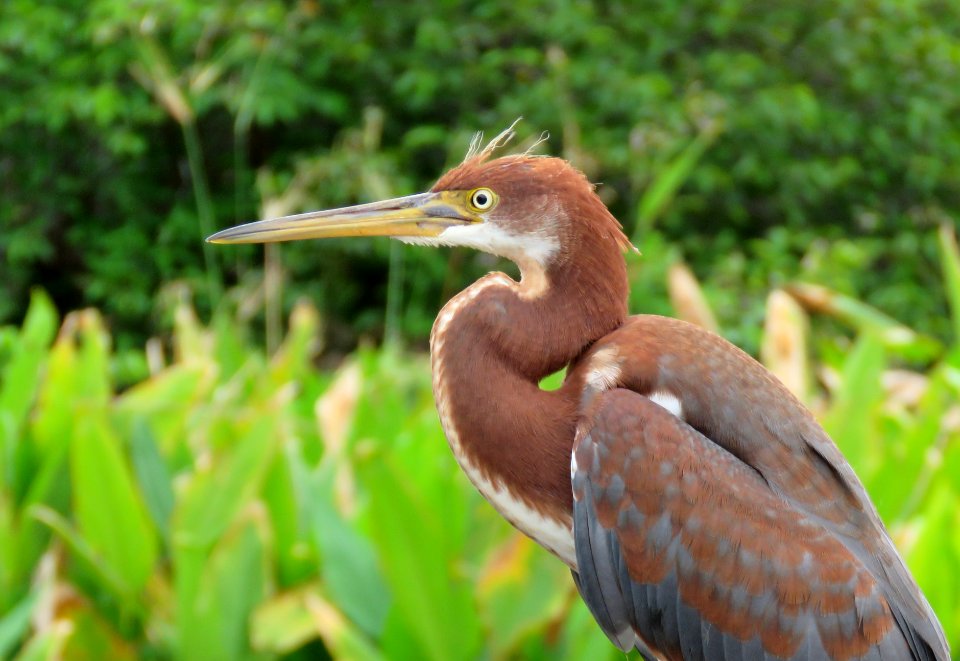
[596,316,949,659]
[570,389,931,660]
[573,433,812,660]
[572,454,645,654]
[573,439,786,660]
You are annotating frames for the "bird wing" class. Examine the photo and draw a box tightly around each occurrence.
[568,315,947,660]
[571,387,934,660]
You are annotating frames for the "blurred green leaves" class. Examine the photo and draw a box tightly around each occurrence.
[2,226,960,656]
[71,411,158,594]
[3,0,959,351]
[0,293,626,659]
[1,0,959,656]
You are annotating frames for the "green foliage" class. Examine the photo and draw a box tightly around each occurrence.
[2,243,960,656]
[821,332,960,643]
[0,294,629,659]
[2,0,959,349]
[2,0,960,656]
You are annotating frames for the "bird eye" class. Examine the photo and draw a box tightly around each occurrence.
[469,188,496,211]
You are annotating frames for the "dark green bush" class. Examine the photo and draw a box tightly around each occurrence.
[2,0,958,347]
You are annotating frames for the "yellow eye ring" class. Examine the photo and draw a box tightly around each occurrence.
[468,188,497,212]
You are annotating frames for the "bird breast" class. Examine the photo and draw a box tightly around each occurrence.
[430,276,578,568]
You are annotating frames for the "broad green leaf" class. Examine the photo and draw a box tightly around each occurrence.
[0,494,18,609]
[27,505,130,598]
[178,517,268,661]
[129,418,175,544]
[29,506,129,599]
[116,363,214,454]
[265,300,321,389]
[59,600,138,661]
[309,597,386,661]
[172,300,208,363]
[16,312,102,588]
[350,349,470,554]
[309,464,390,638]
[357,450,481,661]
[822,333,886,475]
[252,584,322,654]
[28,328,79,480]
[869,368,949,522]
[261,448,314,587]
[13,624,69,661]
[379,606,424,660]
[938,223,960,346]
[171,408,282,658]
[252,583,385,661]
[173,413,276,547]
[554,599,626,661]
[75,309,112,407]
[538,368,567,391]
[118,364,212,414]
[173,544,207,661]
[0,290,57,493]
[211,311,252,380]
[0,590,37,659]
[0,290,57,427]
[71,412,158,593]
[903,485,959,650]
[210,518,268,661]
[11,321,82,600]
[475,534,571,657]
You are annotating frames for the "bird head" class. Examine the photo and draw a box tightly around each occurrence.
[208,131,632,281]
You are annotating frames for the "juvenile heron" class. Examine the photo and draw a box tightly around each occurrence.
[209,130,948,660]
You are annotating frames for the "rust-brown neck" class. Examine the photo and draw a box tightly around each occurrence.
[430,236,628,522]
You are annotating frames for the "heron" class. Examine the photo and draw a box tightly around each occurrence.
[208,129,949,660]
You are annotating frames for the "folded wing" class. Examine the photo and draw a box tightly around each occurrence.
[571,389,925,661]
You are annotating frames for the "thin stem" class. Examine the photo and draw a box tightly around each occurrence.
[385,240,404,347]
[234,42,273,341]
[181,120,222,303]
[234,41,271,224]
[264,243,282,354]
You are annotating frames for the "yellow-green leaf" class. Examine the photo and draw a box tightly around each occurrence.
[71,413,158,593]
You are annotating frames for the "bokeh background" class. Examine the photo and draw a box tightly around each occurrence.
[1,1,959,659]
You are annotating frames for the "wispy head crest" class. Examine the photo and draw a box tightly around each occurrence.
[524,130,550,156]
[463,117,523,163]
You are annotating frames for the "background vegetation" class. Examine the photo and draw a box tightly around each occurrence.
[1,0,959,659]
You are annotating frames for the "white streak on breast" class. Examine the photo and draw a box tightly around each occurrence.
[648,391,684,419]
[460,462,577,568]
[585,345,622,392]
[431,276,576,569]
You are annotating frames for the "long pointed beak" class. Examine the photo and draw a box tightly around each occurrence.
[207,191,478,244]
